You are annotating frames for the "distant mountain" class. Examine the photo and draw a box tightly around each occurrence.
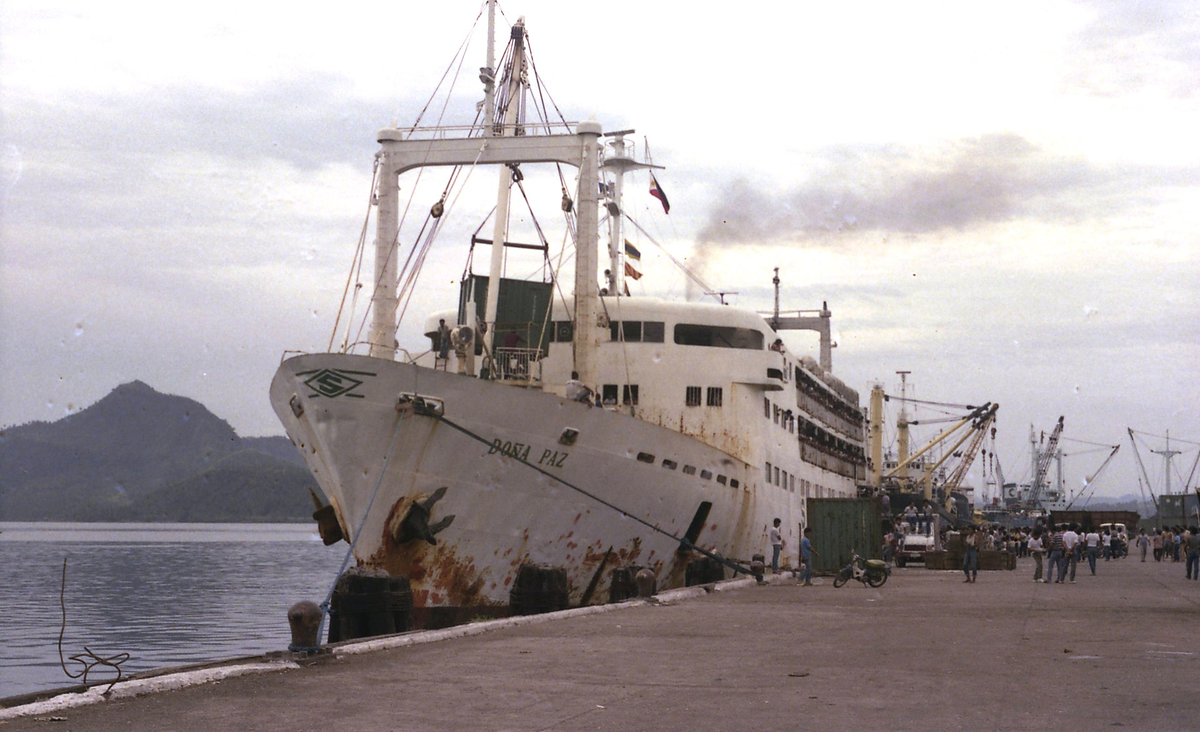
[0,381,322,522]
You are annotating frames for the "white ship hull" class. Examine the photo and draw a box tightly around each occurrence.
[272,353,835,625]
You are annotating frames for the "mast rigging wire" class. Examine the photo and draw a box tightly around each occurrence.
[621,213,722,302]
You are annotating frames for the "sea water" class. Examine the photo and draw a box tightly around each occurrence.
[0,522,346,699]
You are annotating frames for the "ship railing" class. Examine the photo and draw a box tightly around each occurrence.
[494,347,544,382]
[391,121,578,141]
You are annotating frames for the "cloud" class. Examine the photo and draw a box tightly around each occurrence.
[1069,0,1200,97]
[693,133,1195,248]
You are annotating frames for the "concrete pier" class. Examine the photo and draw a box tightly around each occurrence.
[3,556,1198,731]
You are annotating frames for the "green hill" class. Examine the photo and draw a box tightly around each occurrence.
[0,381,321,521]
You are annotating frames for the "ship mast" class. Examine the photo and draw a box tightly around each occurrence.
[368,2,603,382]
[601,130,661,297]
[896,370,911,488]
[481,14,527,367]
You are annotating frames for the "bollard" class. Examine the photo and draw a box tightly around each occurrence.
[635,568,656,598]
[750,554,766,584]
[288,600,323,652]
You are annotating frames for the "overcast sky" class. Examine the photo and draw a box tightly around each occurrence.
[2,1,1198,505]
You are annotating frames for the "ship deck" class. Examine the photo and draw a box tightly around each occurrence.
[4,557,1199,731]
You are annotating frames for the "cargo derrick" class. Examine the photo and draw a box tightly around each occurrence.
[866,382,998,525]
[1024,416,1064,512]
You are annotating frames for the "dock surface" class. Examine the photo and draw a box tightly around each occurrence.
[4,555,1199,731]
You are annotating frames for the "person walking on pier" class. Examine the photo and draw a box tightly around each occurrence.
[800,527,817,586]
[1062,524,1080,583]
[1047,526,1066,584]
[1185,527,1200,581]
[769,518,783,574]
[962,525,979,583]
[1136,529,1149,562]
[1029,527,1045,582]
[1084,527,1101,575]
[1153,530,1164,561]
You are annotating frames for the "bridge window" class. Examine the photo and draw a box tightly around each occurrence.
[674,324,764,350]
[686,386,702,407]
[607,320,664,343]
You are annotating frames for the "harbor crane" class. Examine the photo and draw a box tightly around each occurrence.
[1025,416,1063,512]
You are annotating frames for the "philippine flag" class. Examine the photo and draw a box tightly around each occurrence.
[649,173,670,214]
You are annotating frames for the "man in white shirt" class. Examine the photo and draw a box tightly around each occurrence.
[1028,529,1045,582]
[1084,528,1101,575]
[768,518,783,573]
[565,371,593,404]
[1062,523,1081,583]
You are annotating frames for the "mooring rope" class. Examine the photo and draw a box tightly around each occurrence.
[58,557,130,693]
[423,408,751,578]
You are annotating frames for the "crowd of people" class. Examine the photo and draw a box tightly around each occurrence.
[879,502,1200,584]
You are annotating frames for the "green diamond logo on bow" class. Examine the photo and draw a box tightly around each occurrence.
[303,369,366,398]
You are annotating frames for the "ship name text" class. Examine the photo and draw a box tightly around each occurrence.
[488,439,569,468]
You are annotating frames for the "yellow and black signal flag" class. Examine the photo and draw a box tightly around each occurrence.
[624,240,641,262]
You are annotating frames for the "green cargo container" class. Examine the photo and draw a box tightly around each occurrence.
[458,275,553,353]
[805,497,883,575]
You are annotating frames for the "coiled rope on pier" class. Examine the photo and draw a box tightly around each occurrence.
[58,557,130,693]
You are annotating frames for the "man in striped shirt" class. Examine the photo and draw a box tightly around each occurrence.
[1047,526,1067,584]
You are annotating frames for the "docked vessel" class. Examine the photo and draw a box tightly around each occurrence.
[270,3,865,626]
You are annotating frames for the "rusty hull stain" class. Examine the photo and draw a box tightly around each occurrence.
[367,495,495,609]
[364,495,699,610]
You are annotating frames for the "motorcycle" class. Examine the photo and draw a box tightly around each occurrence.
[832,549,890,588]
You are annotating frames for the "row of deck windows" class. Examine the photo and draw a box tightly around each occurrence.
[765,398,796,434]
[765,461,796,493]
[600,384,639,405]
[764,461,831,498]
[635,451,739,488]
[685,386,723,407]
[552,320,769,353]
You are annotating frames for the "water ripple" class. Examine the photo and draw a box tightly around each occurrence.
[0,523,346,698]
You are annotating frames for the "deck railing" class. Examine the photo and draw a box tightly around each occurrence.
[494,347,543,382]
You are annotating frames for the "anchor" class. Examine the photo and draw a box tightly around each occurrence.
[395,486,455,545]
